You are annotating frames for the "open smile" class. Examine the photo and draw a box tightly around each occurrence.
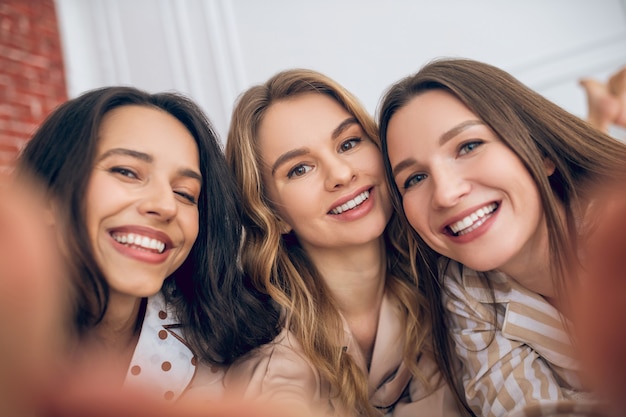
[110,232,167,254]
[446,202,499,236]
[329,190,370,215]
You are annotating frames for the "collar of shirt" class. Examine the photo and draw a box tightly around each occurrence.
[341,290,412,408]
[123,292,197,401]
[457,262,579,371]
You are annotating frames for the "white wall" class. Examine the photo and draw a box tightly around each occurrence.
[54,0,626,141]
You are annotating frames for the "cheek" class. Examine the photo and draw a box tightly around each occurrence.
[517,176,544,224]
[184,210,200,246]
[402,194,427,232]
[266,186,300,228]
[84,174,107,221]
[84,191,102,242]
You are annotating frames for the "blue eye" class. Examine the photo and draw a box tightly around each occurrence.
[339,138,361,153]
[404,173,427,189]
[459,141,483,156]
[287,164,312,178]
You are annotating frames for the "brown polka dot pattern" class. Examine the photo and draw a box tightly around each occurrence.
[130,365,141,375]
[161,361,172,372]
[158,310,167,319]
[158,330,168,340]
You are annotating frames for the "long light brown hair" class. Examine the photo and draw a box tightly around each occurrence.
[226,69,430,416]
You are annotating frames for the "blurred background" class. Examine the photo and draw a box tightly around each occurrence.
[2,0,626,172]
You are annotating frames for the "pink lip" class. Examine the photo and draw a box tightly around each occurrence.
[108,225,174,247]
[327,186,373,213]
[440,201,500,244]
[107,225,175,264]
[327,186,375,222]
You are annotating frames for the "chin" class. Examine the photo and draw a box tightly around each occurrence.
[452,257,501,273]
[120,283,165,299]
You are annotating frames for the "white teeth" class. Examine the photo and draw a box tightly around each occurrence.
[449,203,498,235]
[112,232,166,253]
[330,190,370,214]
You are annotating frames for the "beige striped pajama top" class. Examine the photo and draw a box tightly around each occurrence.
[439,259,597,417]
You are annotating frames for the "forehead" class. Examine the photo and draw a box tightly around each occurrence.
[389,90,476,138]
[97,105,199,164]
[258,93,352,148]
[400,89,472,119]
[98,105,191,145]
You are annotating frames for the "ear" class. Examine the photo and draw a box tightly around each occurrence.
[543,157,556,176]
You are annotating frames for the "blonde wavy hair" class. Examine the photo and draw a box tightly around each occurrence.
[226,69,430,417]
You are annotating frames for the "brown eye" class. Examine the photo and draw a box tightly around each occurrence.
[338,138,361,153]
[287,164,312,178]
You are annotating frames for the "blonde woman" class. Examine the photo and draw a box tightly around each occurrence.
[224,69,468,417]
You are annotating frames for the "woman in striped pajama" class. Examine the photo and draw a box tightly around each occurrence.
[378,58,626,417]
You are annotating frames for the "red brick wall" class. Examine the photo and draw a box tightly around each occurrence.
[0,0,67,172]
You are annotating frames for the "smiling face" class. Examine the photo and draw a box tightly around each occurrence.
[85,105,201,300]
[258,93,392,255]
[386,89,549,277]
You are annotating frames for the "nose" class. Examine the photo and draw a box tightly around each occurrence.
[137,178,178,221]
[324,155,356,190]
[430,165,470,209]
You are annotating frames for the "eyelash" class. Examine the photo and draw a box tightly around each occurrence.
[339,137,361,153]
[403,173,427,190]
[110,166,139,179]
[458,140,483,156]
[110,167,198,205]
[285,137,363,179]
[400,140,484,190]
[287,164,312,179]
[175,191,198,205]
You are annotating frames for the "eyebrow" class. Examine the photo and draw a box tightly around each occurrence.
[270,117,359,176]
[439,119,484,145]
[391,119,484,178]
[98,147,152,163]
[332,117,358,140]
[97,147,202,182]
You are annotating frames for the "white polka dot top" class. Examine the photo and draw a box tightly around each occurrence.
[123,292,197,401]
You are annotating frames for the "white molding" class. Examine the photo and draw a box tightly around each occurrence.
[157,0,189,92]
[221,0,247,94]
[202,0,246,119]
[54,0,626,140]
[95,0,131,85]
[171,0,207,106]
[512,31,626,92]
